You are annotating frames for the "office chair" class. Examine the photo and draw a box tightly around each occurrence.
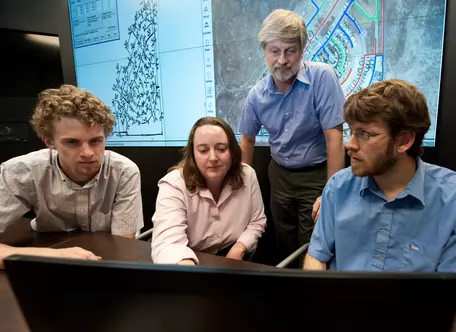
[135,228,153,241]
[276,243,309,268]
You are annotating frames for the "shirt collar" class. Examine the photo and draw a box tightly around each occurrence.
[296,61,311,84]
[262,61,310,94]
[402,158,425,204]
[359,158,425,205]
[196,183,232,204]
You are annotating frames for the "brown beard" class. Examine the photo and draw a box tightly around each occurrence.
[351,140,398,177]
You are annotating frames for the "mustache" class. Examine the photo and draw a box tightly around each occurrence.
[274,65,292,70]
[347,151,360,160]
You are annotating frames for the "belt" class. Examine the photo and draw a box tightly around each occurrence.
[272,158,327,173]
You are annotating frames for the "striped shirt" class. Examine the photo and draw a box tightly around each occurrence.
[0,149,144,236]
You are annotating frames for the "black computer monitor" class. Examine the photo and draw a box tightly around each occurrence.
[0,28,64,98]
[4,255,456,332]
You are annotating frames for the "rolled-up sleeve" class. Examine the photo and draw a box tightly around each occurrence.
[308,178,336,263]
[236,167,266,252]
[151,179,198,264]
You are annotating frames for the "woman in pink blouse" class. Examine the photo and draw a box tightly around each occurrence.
[151,117,267,265]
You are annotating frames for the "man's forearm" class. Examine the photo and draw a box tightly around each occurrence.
[326,140,345,179]
[0,243,101,269]
[240,135,255,166]
[0,244,53,269]
[303,253,327,270]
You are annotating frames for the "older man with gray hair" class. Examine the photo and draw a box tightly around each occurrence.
[239,9,346,267]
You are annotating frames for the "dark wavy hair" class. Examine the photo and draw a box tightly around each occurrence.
[170,117,244,192]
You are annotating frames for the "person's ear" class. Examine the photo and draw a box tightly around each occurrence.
[396,131,415,154]
[42,136,55,149]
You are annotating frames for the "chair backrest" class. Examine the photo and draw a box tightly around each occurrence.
[135,228,153,241]
[276,243,309,268]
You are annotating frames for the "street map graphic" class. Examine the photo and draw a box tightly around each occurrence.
[213,0,446,146]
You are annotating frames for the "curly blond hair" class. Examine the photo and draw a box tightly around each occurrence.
[30,84,115,138]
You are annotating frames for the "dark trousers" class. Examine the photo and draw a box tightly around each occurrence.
[268,158,327,267]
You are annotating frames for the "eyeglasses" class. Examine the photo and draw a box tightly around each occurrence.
[347,129,386,142]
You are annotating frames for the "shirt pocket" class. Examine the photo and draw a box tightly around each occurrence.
[400,241,439,272]
[294,107,317,127]
[90,211,112,232]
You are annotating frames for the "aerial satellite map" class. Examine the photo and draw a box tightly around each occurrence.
[213,0,446,146]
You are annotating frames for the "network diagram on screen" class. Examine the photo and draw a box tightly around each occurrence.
[68,0,446,147]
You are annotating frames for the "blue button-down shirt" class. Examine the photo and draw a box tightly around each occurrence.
[239,61,345,168]
[309,158,456,272]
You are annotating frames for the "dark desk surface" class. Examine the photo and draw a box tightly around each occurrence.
[51,232,277,269]
[0,222,276,332]
[0,218,82,248]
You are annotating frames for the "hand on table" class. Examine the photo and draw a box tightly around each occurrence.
[0,245,101,269]
[51,247,102,261]
[178,259,196,266]
[225,242,247,261]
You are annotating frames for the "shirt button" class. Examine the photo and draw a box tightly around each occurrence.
[376,254,382,259]
[285,129,288,132]
[381,229,386,233]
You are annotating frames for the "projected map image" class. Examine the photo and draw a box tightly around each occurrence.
[110,1,162,138]
[69,0,213,146]
[213,0,446,147]
[70,0,164,144]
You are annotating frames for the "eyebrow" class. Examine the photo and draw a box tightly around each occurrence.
[268,46,298,51]
[61,136,105,141]
[349,127,371,133]
[196,143,228,148]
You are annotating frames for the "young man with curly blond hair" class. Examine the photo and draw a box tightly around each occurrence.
[0,85,144,268]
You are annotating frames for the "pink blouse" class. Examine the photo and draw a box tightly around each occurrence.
[151,164,267,264]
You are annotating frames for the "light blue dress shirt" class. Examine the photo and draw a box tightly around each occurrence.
[239,61,345,169]
[309,158,456,272]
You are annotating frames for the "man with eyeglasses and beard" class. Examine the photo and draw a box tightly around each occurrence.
[239,9,346,267]
[304,79,456,272]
